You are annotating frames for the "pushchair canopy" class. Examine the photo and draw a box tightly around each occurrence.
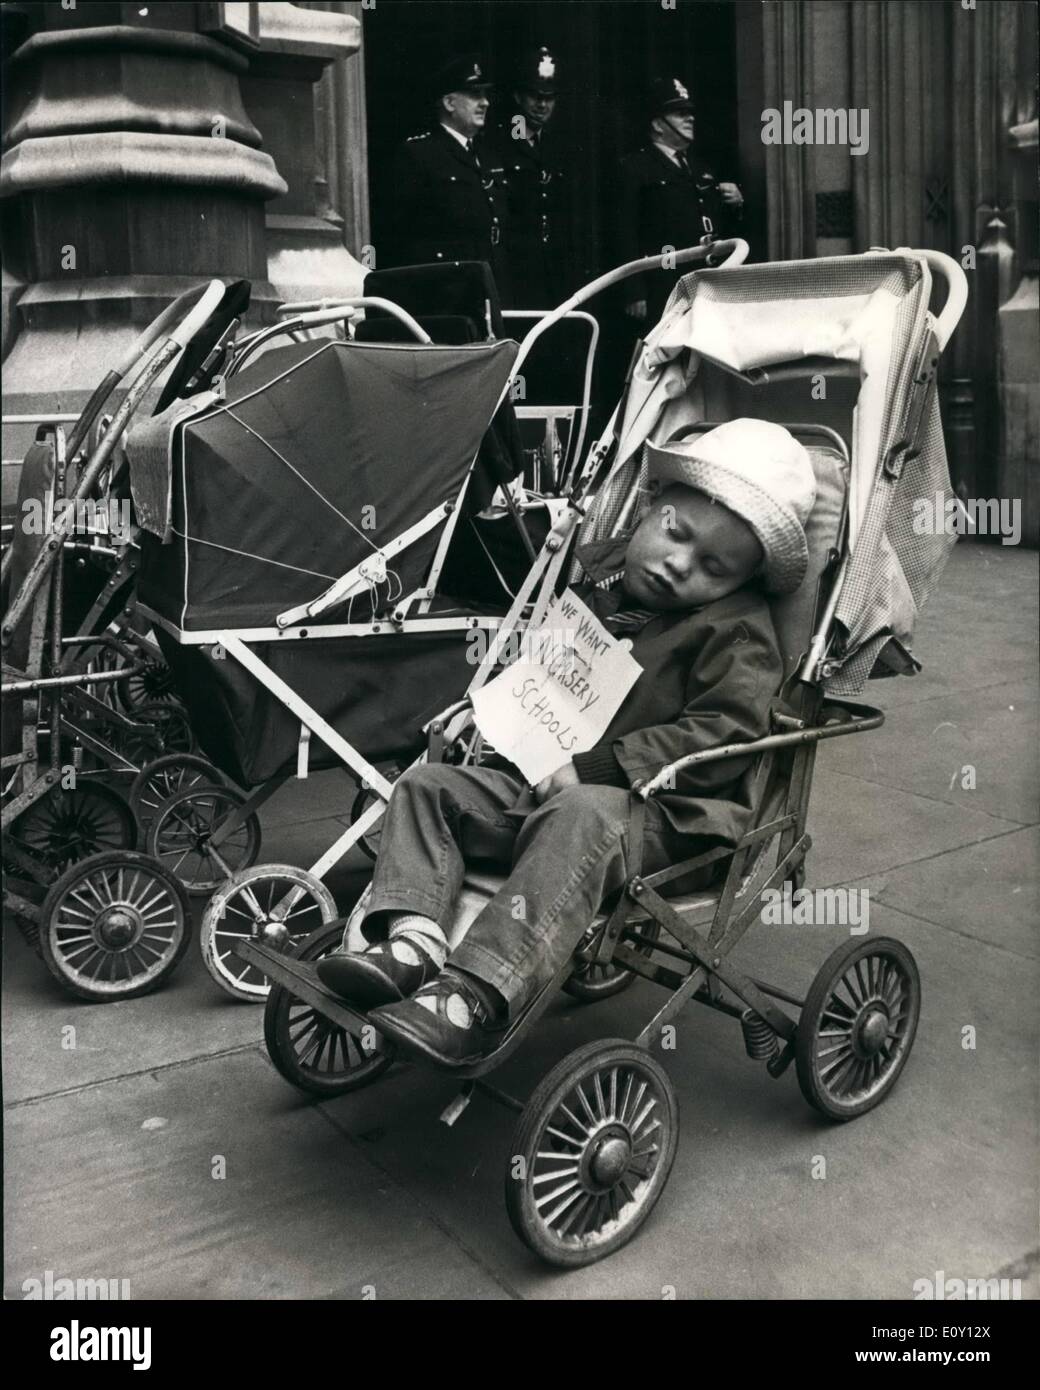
[584,251,964,692]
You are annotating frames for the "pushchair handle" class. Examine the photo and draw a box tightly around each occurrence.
[910,250,968,352]
[229,298,432,377]
[169,279,227,349]
[273,297,432,343]
[510,240,749,382]
[112,279,226,378]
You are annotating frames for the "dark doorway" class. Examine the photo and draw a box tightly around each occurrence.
[362,0,749,299]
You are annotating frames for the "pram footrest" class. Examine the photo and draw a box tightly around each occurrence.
[232,939,374,1039]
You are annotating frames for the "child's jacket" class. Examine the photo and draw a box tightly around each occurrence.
[571,535,784,846]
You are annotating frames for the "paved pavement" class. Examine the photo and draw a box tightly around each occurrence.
[4,543,1037,1300]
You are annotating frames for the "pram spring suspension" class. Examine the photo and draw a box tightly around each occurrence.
[741,1009,781,1063]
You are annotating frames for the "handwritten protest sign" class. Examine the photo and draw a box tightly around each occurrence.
[471,589,642,784]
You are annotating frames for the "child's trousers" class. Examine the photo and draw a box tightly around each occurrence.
[361,762,698,1020]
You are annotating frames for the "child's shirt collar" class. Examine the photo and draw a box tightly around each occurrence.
[576,533,663,635]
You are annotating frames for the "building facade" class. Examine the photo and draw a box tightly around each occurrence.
[2,0,1036,538]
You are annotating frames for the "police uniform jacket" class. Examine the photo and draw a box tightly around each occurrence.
[388,125,508,279]
[616,144,735,319]
[483,113,569,308]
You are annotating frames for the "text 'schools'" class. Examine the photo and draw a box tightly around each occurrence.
[472,589,642,784]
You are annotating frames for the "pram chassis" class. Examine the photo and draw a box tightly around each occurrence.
[235,687,911,1267]
[226,241,971,1263]
[231,411,918,1264]
[138,241,751,1001]
[2,284,230,998]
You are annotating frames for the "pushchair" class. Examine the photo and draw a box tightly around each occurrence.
[1,280,243,998]
[231,247,967,1266]
[126,242,745,1001]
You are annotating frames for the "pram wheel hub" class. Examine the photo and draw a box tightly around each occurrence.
[120,657,178,712]
[38,850,192,1001]
[587,1132,632,1188]
[506,1040,678,1267]
[856,1007,889,1055]
[147,784,260,896]
[96,906,137,948]
[201,863,338,1001]
[260,921,291,949]
[795,937,921,1122]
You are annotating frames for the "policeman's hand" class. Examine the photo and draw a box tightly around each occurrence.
[624,300,648,320]
[532,762,580,804]
[718,182,744,207]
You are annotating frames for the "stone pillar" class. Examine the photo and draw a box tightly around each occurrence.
[814,1,1031,511]
[761,0,816,262]
[241,1,366,303]
[806,0,854,259]
[317,2,371,260]
[0,2,286,500]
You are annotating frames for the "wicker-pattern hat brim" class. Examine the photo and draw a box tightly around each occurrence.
[646,444,810,595]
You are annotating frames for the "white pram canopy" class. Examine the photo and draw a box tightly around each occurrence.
[580,252,962,694]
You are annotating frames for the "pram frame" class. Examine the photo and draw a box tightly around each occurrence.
[233,236,976,1261]
[238,403,869,1081]
[1,283,236,999]
[234,549,899,1266]
[141,244,750,972]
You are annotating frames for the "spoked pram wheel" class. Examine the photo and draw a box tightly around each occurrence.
[200,863,338,1001]
[563,920,661,1002]
[38,850,191,1000]
[118,700,195,763]
[263,920,394,1096]
[506,1040,679,1268]
[84,643,132,711]
[119,655,179,712]
[147,783,260,895]
[8,782,137,874]
[795,936,921,1122]
[129,754,226,828]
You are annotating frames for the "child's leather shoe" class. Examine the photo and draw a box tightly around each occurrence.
[316,941,440,1009]
[369,971,505,1067]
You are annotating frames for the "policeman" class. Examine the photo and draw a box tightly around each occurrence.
[483,45,569,308]
[387,54,510,290]
[617,76,744,329]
